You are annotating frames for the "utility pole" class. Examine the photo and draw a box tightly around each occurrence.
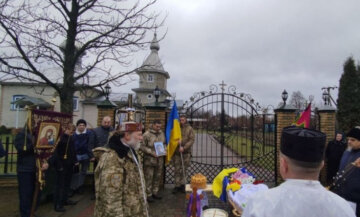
[321,86,338,107]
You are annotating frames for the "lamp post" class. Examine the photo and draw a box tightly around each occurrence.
[154,86,161,103]
[104,84,111,100]
[282,90,288,106]
[322,90,329,106]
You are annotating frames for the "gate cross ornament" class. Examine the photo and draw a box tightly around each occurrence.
[219,81,227,92]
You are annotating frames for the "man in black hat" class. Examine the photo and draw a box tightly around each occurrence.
[243,126,355,217]
[336,127,360,216]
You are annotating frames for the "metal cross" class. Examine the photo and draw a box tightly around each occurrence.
[219,80,227,92]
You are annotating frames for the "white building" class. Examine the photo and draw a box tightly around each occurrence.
[0,82,102,129]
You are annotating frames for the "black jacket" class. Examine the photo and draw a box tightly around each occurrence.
[93,126,113,148]
[336,149,360,203]
[14,129,36,173]
[50,134,77,171]
[325,139,347,181]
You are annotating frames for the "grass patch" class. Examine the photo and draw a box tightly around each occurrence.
[205,131,276,171]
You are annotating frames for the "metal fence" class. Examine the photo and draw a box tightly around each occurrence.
[165,83,277,186]
[0,136,17,174]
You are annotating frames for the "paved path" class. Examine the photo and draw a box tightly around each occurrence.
[0,186,189,217]
[191,133,244,165]
[0,185,240,217]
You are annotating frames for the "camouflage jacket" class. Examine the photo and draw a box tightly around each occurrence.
[93,135,148,217]
[140,129,165,166]
[177,123,195,154]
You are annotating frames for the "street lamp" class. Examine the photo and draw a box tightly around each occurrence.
[322,90,329,105]
[104,84,111,100]
[282,90,288,105]
[154,86,161,103]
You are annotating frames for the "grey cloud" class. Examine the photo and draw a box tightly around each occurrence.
[117,0,360,108]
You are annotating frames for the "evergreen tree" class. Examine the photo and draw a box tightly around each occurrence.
[337,57,360,132]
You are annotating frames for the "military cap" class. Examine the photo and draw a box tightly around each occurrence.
[281,126,326,163]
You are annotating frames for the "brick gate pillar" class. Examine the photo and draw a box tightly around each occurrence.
[97,100,117,127]
[144,103,168,131]
[274,103,296,184]
[317,105,337,185]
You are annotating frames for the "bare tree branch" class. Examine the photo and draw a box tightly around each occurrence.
[0,0,164,113]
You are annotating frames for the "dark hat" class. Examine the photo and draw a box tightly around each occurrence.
[281,126,326,163]
[76,119,87,127]
[347,127,360,141]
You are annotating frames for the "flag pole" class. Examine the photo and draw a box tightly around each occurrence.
[180,151,187,187]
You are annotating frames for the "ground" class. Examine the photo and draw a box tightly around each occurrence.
[0,185,235,217]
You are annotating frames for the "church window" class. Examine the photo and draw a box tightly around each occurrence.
[147,74,154,82]
[147,94,153,99]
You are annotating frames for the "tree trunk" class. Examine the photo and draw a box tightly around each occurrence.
[59,88,75,115]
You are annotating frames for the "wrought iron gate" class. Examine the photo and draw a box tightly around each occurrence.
[165,82,277,186]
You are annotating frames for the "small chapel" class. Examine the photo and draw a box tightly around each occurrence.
[132,33,171,105]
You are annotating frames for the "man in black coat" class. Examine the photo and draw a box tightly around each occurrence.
[326,132,347,184]
[336,127,360,216]
[15,128,48,217]
[50,124,78,212]
[93,116,114,148]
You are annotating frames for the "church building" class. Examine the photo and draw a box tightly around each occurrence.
[132,33,171,105]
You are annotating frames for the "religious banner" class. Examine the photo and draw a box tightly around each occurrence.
[24,108,72,187]
[36,122,60,148]
[26,108,72,217]
[31,109,73,137]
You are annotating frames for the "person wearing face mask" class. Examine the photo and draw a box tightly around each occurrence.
[93,119,149,217]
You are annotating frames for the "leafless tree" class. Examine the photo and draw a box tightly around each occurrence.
[0,0,164,113]
[289,90,306,110]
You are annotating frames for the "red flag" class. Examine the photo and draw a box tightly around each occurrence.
[293,103,311,128]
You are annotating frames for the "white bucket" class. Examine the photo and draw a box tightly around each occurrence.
[201,208,228,217]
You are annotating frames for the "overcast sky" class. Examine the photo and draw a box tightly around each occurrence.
[117,0,360,108]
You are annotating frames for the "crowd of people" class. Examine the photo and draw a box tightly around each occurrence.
[13,115,195,217]
[9,113,360,217]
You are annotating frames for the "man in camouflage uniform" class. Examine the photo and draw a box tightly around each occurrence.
[93,121,149,217]
[141,120,166,203]
[172,115,195,194]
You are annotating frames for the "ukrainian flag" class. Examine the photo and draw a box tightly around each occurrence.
[165,101,182,164]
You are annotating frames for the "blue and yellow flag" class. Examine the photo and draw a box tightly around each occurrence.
[165,101,182,164]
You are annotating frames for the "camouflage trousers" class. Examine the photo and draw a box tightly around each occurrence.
[173,153,191,187]
[143,163,163,197]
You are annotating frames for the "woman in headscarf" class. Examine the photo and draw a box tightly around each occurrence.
[325,132,347,185]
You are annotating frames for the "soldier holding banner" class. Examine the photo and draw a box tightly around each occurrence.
[172,114,195,194]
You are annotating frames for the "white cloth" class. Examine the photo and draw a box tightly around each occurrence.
[242,179,356,217]
[228,184,269,210]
